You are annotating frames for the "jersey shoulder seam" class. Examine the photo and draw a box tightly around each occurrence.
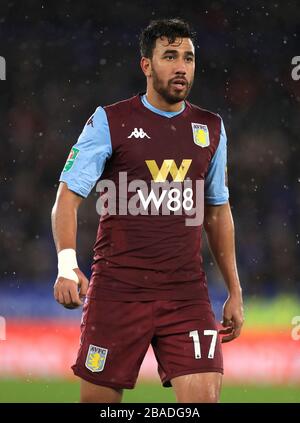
[188,102,222,122]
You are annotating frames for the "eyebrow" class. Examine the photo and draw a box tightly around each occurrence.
[162,49,195,57]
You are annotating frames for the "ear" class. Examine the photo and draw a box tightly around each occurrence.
[140,57,152,77]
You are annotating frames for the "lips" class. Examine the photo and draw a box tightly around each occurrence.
[171,78,187,88]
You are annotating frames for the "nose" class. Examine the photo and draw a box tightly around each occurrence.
[174,58,187,75]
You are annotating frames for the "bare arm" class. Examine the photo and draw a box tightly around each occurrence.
[51,182,89,308]
[52,182,83,251]
[204,202,244,342]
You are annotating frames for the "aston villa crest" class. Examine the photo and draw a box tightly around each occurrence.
[85,344,108,372]
[191,123,210,148]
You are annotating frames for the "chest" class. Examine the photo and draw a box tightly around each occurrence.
[105,116,217,183]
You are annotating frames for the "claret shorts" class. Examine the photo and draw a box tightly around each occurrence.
[72,297,223,389]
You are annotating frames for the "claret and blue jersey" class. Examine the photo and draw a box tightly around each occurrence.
[60,94,228,204]
[59,93,229,301]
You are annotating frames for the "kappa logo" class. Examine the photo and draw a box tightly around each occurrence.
[86,115,94,127]
[128,128,150,139]
[85,344,108,372]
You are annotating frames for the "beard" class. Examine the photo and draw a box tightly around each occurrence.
[151,66,194,105]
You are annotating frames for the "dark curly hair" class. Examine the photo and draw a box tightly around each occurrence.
[139,18,196,59]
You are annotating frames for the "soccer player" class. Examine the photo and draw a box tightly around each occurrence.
[51,18,244,403]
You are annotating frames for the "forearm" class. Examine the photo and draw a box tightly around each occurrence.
[52,183,88,307]
[51,203,77,252]
[204,202,242,296]
[51,183,82,253]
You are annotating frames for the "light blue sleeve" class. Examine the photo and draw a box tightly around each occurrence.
[204,118,229,205]
[59,106,112,198]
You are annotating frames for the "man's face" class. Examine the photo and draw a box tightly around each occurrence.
[149,36,195,104]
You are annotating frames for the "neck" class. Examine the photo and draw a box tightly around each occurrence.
[145,87,184,112]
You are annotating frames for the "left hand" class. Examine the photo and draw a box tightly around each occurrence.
[219,294,244,343]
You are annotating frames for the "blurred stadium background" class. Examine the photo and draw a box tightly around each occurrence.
[0,0,300,402]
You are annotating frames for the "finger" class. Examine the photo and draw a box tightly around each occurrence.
[221,321,232,330]
[222,317,232,327]
[219,327,233,335]
[69,284,83,306]
[57,291,65,304]
[54,286,59,302]
[221,334,236,343]
[72,269,88,297]
[220,324,234,342]
[62,290,81,309]
[63,302,80,310]
[79,278,88,297]
[221,323,243,342]
[62,290,72,305]
[232,323,242,339]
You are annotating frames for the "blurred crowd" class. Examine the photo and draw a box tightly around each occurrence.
[0,1,299,296]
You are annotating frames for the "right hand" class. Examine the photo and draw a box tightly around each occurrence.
[219,293,244,343]
[54,268,89,309]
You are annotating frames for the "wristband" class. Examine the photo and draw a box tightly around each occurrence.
[57,248,79,284]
